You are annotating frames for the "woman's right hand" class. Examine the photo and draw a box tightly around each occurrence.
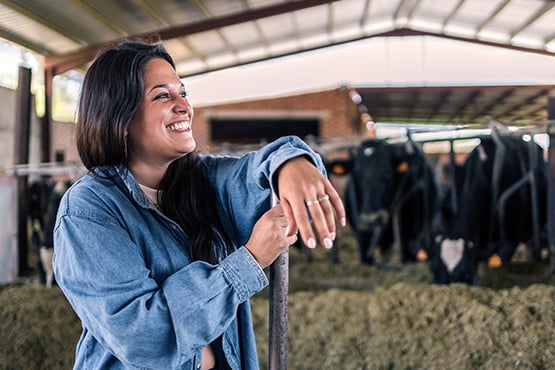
[245,204,298,269]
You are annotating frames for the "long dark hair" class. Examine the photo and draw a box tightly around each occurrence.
[76,39,232,263]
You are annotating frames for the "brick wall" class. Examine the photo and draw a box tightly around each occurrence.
[193,86,363,151]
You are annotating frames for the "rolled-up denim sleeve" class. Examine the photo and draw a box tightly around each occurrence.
[201,135,326,244]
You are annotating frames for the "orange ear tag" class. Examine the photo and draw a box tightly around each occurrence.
[397,161,409,173]
[488,254,502,268]
[416,249,428,262]
[332,164,345,175]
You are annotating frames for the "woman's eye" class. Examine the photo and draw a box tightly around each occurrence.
[155,93,169,100]
[180,91,188,98]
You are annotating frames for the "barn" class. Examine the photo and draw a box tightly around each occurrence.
[1,1,555,369]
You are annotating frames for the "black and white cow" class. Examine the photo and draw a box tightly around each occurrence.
[431,132,548,284]
[330,138,438,266]
[28,176,54,284]
[27,176,70,287]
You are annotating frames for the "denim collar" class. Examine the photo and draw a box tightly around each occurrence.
[92,165,156,210]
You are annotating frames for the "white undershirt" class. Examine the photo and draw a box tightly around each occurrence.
[139,184,159,208]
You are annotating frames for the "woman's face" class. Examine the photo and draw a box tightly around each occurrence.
[126,58,195,168]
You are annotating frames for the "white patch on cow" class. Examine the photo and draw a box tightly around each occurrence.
[440,238,464,273]
[363,147,375,156]
[478,145,488,161]
[405,140,414,154]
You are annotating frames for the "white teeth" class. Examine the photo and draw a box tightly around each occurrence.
[166,121,190,131]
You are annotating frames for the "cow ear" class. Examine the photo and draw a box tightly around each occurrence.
[326,159,352,176]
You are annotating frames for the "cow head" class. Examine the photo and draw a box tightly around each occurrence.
[431,235,480,284]
[347,140,416,231]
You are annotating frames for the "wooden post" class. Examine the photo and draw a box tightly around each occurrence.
[13,66,32,275]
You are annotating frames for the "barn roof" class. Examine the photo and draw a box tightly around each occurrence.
[1,0,555,124]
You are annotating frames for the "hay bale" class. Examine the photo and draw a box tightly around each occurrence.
[0,283,80,370]
[252,284,555,370]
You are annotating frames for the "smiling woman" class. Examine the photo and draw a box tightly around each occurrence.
[53,39,345,370]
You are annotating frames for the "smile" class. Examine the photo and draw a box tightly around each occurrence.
[166,121,191,131]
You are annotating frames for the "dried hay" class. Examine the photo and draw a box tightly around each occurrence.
[252,284,555,370]
[0,283,80,370]
[1,226,554,369]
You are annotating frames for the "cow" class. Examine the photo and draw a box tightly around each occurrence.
[431,130,548,284]
[27,176,54,284]
[329,138,438,266]
[27,176,71,287]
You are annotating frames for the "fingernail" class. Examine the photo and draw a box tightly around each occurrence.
[323,237,333,249]
[284,226,290,237]
[340,217,347,227]
[307,237,316,249]
[330,232,336,241]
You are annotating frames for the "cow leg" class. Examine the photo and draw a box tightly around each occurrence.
[40,247,54,288]
[358,231,375,265]
[497,240,518,265]
[31,221,46,284]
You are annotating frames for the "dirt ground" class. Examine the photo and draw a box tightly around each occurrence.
[2,227,555,370]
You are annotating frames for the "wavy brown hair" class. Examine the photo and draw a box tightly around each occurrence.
[76,39,232,263]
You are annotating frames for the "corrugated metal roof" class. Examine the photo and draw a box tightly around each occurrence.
[0,0,554,124]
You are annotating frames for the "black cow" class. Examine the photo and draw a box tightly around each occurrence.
[331,138,438,266]
[431,132,548,284]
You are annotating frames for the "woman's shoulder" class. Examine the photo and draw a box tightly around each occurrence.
[60,171,125,216]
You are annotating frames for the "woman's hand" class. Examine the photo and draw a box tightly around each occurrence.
[245,204,298,269]
[276,156,346,250]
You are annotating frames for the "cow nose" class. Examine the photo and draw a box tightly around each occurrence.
[358,209,389,230]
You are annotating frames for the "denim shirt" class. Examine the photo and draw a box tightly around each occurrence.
[53,136,325,370]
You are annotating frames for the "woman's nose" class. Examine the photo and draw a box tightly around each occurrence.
[174,96,191,113]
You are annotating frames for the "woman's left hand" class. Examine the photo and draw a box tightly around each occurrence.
[276,156,346,250]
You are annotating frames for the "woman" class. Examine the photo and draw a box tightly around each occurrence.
[53,39,345,370]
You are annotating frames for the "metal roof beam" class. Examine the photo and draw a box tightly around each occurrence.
[447,89,481,123]
[509,1,555,39]
[468,89,515,122]
[441,0,465,32]
[190,0,239,57]
[475,0,511,35]
[1,0,85,45]
[45,0,339,75]
[132,0,206,63]
[494,89,549,119]
[359,0,371,27]
[427,90,451,123]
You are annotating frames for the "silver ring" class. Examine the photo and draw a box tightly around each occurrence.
[305,199,320,206]
[317,194,330,202]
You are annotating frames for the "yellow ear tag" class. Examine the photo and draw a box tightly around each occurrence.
[488,254,502,268]
[397,161,409,173]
